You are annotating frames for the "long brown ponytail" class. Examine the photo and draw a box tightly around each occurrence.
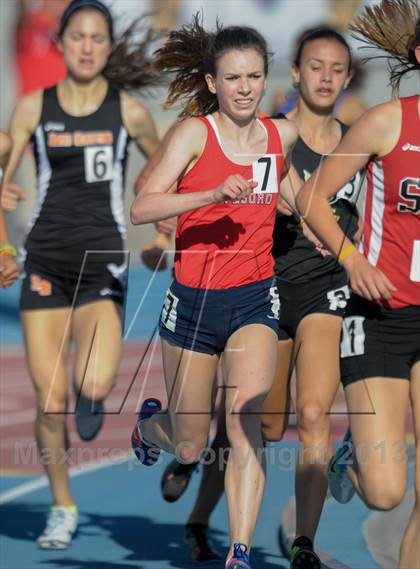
[153,13,271,118]
[350,0,420,94]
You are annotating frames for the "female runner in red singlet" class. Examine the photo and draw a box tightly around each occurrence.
[297,2,420,566]
[130,16,297,569]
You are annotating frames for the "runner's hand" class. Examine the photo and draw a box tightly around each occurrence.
[156,217,177,235]
[301,222,331,257]
[0,254,19,288]
[277,197,294,216]
[343,251,396,301]
[1,183,26,212]
[213,175,257,203]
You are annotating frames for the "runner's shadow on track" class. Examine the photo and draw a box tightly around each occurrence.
[0,504,286,568]
[0,503,46,540]
[43,562,142,569]
[86,511,286,568]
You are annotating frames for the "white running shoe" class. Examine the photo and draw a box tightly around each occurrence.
[328,428,356,504]
[37,506,78,549]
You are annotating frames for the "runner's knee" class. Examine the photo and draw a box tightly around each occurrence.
[226,398,263,443]
[297,401,327,434]
[36,389,67,415]
[77,379,112,401]
[175,434,208,464]
[261,414,288,442]
[362,477,406,510]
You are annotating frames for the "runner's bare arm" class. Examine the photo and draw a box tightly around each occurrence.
[296,104,398,300]
[121,93,160,161]
[272,118,298,214]
[130,118,257,224]
[134,122,178,195]
[1,91,42,211]
[0,131,19,287]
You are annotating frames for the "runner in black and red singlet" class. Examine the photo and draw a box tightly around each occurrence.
[297,2,420,566]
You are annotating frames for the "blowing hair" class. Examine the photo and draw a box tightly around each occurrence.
[349,0,420,94]
[153,13,271,117]
[103,17,163,92]
[60,6,162,92]
[294,27,352,71]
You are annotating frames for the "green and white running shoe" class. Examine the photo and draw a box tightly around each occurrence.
[328,428,355,504]
[37,505,78,549]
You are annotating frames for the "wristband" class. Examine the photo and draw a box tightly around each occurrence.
[338,244,356,263]
[299,218,305,226]
[0,244,17,257]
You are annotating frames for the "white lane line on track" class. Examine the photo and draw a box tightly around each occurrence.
[0,453,130,505]
[1,429,134,448]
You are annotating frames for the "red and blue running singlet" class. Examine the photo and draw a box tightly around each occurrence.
[174,115,284,289]
[362,96,420,308]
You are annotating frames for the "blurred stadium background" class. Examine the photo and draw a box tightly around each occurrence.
[0,0,418,255]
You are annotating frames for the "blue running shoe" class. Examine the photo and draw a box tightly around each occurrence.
[225,543,251,569]
[131,398,162,466]
[328,428,355,504]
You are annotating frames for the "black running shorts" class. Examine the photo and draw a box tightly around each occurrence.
[276,272,350,340]
[340,294,420,386]
[20,254,127,311]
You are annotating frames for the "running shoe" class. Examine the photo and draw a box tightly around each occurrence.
[184,523,221,564]
[161,458,198,502]
[131,398,162,465]
[75,393,104,441]
[225,543,251,569]
[328,427,355,504]
[37,505,78,549]
[290,536,321,569]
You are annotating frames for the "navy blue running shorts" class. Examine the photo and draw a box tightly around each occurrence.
[340,294,420,386]
[158,278,280,355]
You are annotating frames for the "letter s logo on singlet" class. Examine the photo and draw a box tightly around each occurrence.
[397,177,420,214]
[396,177,420,282]
[252,155,278,193]
[84,146,114,183]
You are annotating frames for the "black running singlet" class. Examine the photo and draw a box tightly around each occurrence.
[24,85,131,265]
[273,116,363,283]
